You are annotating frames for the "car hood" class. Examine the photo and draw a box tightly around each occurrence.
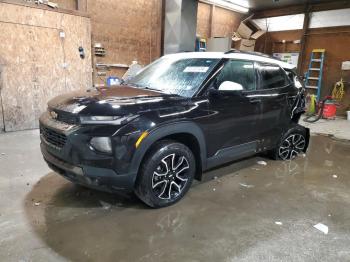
[48,85,187,116]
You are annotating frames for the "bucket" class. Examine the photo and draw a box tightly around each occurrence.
[347,111,350,121]
[322,101,337,119]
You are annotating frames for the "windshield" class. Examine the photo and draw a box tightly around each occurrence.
[125,57,220,97]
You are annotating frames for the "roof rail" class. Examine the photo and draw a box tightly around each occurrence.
[224,49,241,54]
[225,49,282,62]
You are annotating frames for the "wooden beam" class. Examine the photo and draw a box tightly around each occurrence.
[252,0,350,19]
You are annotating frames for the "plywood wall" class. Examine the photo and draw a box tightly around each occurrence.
[196,3,244,39]
[0,2,92,131]
[213,6,243,37]
[88,0,163,85]
[197,2,212,39]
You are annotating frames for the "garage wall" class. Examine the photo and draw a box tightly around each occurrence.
[303,27,350,114]
[0,2,92,131]
[255,24,350,115]
[255,30,303,54]
[2,0,163,87]
[88,0,163,85]
[196,2,244,39]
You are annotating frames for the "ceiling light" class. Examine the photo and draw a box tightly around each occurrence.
[201,0,249,13]
[226,0,249,8]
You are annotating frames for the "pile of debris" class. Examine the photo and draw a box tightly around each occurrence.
[206,15,265,52]
[232,15,266,51]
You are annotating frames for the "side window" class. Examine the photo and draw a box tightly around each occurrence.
[257,63,291,90]
[215,60,256,91]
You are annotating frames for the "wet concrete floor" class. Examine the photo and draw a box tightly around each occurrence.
[0,130,350,261]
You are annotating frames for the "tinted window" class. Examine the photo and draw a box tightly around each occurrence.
[257,63,290,90]
[215,60,255,91]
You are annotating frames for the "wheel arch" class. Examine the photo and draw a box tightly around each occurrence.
[129,122,207,184]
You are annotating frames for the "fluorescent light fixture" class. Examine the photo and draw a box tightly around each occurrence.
[200,0,249,13]
[226,0,249,8]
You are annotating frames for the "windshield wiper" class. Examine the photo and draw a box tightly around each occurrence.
[142,86,166,93]
[128,83,166,93]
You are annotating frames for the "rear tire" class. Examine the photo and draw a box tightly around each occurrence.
[272,125,307,160]
[134,140,195,208]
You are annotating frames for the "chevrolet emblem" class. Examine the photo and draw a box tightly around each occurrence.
[50,111,58,119]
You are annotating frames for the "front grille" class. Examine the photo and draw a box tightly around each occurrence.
[56,110,80,125]
[40,125,67,149]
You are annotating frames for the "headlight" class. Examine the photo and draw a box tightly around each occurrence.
[90,137,112,153]
[80,115,138,125]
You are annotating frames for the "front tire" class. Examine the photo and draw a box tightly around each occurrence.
[135,140,195,208]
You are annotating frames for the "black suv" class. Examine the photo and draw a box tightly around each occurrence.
[40,51,309,208]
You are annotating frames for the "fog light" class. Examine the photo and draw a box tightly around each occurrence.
[90,137,112,154]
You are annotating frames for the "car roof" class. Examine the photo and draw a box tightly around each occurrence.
[163,51,296,70]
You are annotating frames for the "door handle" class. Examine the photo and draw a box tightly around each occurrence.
[249,98,261,104]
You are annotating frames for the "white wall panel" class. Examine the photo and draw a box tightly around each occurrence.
[310,8,350,28]
[253,8,350,32]
[253,14,305,32]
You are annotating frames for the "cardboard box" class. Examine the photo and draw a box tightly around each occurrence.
[236,15,265,39]
[234,39,256,51]
[232,15,265,51]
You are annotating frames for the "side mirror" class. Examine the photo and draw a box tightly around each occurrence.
[218,81,244,91]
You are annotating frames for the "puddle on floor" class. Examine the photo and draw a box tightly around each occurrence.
[22,135,350,262]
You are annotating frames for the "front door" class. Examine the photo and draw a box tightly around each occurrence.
[204,59,261,166]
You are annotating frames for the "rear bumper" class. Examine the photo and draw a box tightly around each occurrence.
[41,143,136,192]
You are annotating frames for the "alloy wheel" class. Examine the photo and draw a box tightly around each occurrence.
[152,153,190,200]
[278,134,306,160]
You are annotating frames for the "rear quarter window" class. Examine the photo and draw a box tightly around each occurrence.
[256,63,291,90]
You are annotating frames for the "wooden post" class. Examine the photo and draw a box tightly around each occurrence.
[160,0,165,55]
[297,4,311,76]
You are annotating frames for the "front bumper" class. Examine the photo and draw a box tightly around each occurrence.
[39,112,137,192]
[41,144,135,192]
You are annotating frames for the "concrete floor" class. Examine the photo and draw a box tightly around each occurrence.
[1,124,350,261]
[303,117,350,141]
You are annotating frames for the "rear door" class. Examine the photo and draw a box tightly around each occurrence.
[253,62,294,147]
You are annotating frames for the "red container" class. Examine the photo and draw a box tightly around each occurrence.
[322,102,337,119]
